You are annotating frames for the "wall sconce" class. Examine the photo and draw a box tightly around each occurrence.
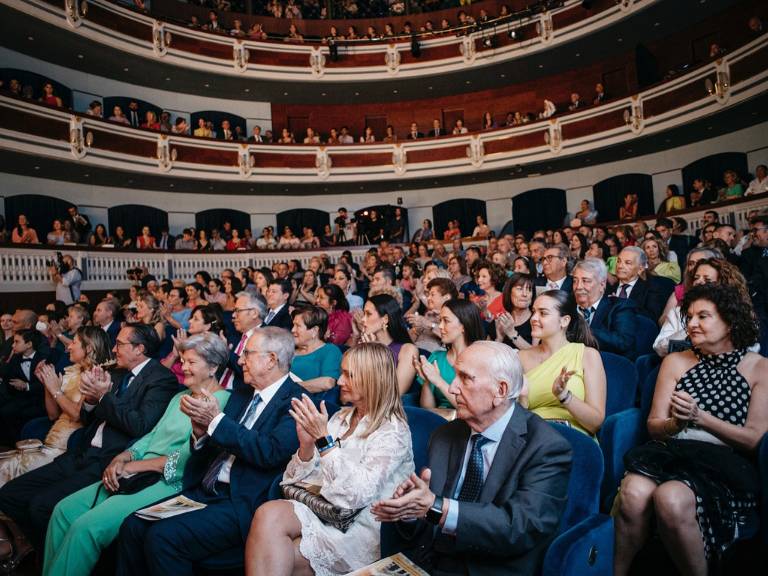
[65,0,87,28]
[704,69,730,103]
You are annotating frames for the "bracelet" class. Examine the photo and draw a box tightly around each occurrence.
[53,388,63,400]
[559,390,573,405]
[556,388,570,402]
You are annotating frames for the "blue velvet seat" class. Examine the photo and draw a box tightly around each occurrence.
[600,352,639,417]
[19,415,53,442]
[633,315,660,358]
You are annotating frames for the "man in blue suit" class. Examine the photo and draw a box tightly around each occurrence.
[116,327,304,576]
[573,258,638,358]
[92,298,121,347]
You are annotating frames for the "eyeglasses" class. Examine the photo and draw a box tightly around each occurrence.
[114,340,135,348]
[242,349,270,359]
[543,254,564,261]
[232,307,257,315]
[750,227,767,234]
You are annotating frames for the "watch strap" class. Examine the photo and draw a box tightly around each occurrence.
[425,496,444,525]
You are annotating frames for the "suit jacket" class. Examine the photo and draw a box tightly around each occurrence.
[406,131,424,140]
[669,234,696,265]
[535,275,573,294]
[608,276,674,323]
[0,352,49,399]
[182,376,303,535]
[589,296,638,358]
[265,305,292,330]
[104,321,121,348]
[427,129,444,137]
[75,359,178,465]
[402,407,572,576]
[741,245,768,317]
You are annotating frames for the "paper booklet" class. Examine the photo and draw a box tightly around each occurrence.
[134,495,206,521]
[349,553,429,576]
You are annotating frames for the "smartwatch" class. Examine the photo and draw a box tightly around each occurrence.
[314,435,335,452]
[425,496,444,525]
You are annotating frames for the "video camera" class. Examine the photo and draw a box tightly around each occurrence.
[46,251,70,274]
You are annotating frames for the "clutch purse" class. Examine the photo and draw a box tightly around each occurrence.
[15,439,43,452]
[282,482,363,533]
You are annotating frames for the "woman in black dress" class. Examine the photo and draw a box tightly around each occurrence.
[494,272,536,350]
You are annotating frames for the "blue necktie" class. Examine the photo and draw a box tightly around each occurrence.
[201,394,261,494]
[458,435,490,502]
[580,306,595,324]
[117,373,134,397]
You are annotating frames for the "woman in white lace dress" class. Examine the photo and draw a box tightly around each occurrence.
[245,343,414,576]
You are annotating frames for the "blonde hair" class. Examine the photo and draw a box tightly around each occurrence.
[344,343,406,438]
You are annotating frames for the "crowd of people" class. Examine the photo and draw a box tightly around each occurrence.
[1,194,767,573]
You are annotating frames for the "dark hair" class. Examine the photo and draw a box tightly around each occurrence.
[571,233,589,259]
[76,326,113,365]
[589,241,609,261]
[47,300,68,322]
[667,184,680,196]
[186,282,204,298]
[374,265,396,286]
[169,286,188,305]
[502,273,534,313]
[539,290,599,348]
[190,303,224,333]
[655,217,673,229]
[226,276,243,294]
[195,270,212,286]
[15,328,42,349]
[474,260,506,291]
[256,267,274,285]
[368,294,412,344]
[269,278,292,296]
[208,278,224,292]
[426,278,458,300]
[125,323,161,357]
[681,283,758,349]
[291,306,329,342]
[319,284,349,312]
[443,299,485,345]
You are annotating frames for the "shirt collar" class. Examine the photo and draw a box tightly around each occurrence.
[22,351,36,360]
[255,373,290,407]
[474,402,516,443]
[621,277,638,289]
[131,357,152,378]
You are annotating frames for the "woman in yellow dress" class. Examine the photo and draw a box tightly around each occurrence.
[518,290,606,436]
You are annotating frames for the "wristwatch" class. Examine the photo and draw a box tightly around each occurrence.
[425,496,444,525]
[314,435,335,451]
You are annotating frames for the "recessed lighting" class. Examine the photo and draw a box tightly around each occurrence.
[428,86,433,90]
[204,83,210,88]
[654,22,660,27]
[617,38,623,42]
[321,92,326,96]
[465,80,471,84]
[128,179,134,184]
[244,88,250,92]
[165,77,171,81]
[83,173,89,177]
[284,92,289,96]
[575,53,580,57]
[249,188,254,192]
[77,54,84,59]
[209,186,214,190]
[284,188,289,192]
[627,149,633,153]
[33,165,40,170]
[169,184,174,188]
[27,36,34,41]
[585,159,591,163]
[393,89,398,94]
[538,64,543,68]
[707,126,713,130]
[123,67,129,72]
[354,92,359,96]
[500,74,506,78]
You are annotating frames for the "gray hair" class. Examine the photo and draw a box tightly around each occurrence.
[573,257,608,283]
[468,341,524,400]
[235,290,267,320]
[251,326,295,372]
[619,245,647,268]
[686,246,722,263]
[178,332,229,370]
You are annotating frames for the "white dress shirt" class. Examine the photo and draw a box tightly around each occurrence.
[617,278,639,298]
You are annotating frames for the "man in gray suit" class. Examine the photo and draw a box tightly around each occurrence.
[373,341,572,575]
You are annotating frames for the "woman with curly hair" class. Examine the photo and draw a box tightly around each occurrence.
[615,283,767,575]
[471,260,506,322]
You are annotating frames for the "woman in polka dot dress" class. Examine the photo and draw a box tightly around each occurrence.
[613,283,768,575]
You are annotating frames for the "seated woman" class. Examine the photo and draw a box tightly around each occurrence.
[205,278,227,306]
[657,184,686,215]
[278,226,301,250]
[291,269,318,307]
[136,291,166,342]
[162,304,225,384]
[10,214,39,244]
[290,307,342,394]
[614,283,767,575]
[415,299,484,409]
[135,226,156,250]
[315,284,353,347]
[494,272,537,350]
[471,260,505,322]
[89,224,110,247]
[161,286,191,331]
[0,328,111,489]
[245,342,414,576]
[642,237,681,284]
[42,333,230,576]
[405,278,457,353]
[518,290,606,436]
[722,169,744,200]
[47,220,66,245]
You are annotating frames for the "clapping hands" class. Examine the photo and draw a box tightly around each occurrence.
[372,468,435,522]
[79,365,113,403]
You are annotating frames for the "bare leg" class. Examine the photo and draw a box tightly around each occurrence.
[653,481,708,576]
[292,538,314,576]
[613,473,658,576]
[245,500,304,576]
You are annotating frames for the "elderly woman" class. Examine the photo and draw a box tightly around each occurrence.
[495,273,537,350]
[315,284,352,347]
[415,300,484,409]
[518,290,606,436]
[245,343,414,575]
[0,328,112,489]
[42,333,230,576]
[614,283,768,575]
[641,237,681,284]
[290,307,342,394]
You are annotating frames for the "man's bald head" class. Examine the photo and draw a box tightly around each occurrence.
[12,309,37,332]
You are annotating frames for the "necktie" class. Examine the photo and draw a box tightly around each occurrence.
[618,284,629,299]
[547,281,559,290]
[580,306,595,324]
[117,373,134,396]
[458,434,490,502]
[202,394,261,494]
[219,333,249,390]
[264,309,276,325]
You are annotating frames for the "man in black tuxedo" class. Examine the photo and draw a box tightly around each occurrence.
[373,341,572,575]
[427,118,444,137]
[263,279,292,330]
[66,206,91,243]
[534,243,572,294]
[608,247,674,322]
[406,122,424,140]
[116,327,304,575]
[0,324,177,548]
[92,298,121,347]
[573,258,638,358]
[0,329,49,446]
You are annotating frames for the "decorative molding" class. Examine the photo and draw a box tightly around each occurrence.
[69,115,86,159]
[315,146,331,178]
[152,20,171,57]
[623,95,644,134]
[545,119,562,153]
[156,134,176,172]
[64,0,87,28]
[233,40,250,72]
[309,47,326,78]
[392,144,407,175]
[385,43,401,74]
[238,143,254,177]
[467,136,485,167]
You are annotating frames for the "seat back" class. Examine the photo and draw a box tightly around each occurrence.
[597,408,644,511]
[600,352,639,416]
[633,315,659,358]
[549,423,603,532]
[759,432,768,544]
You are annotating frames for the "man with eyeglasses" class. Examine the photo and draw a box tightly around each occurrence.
[0,324,177,550]
[220,291,267,390]
[534,243,572,295]
[741,215,768,349]
[117,327,304,575]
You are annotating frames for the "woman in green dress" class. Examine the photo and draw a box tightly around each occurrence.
[42,332,231,576]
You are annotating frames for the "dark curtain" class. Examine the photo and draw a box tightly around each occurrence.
[277,208,329,237]
[0,68,72,108]
[433,199,486,239]
[681,152,749,201]
[102,96,162,123]
[196,209,251,234]
[353,205,408,241]
[108,205,168,239]
[4,194,75,240]
[512,189,566,236]
[189,111,247,138]
[593,174,654,222]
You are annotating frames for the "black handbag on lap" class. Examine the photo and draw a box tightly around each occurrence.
[91,471,163,508]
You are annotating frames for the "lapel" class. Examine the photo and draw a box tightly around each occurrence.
[629,278,647,305]
[252,378,293,432]
[591,297,611,328]
[117,360,154,398]
[444,421,471,497]
[479,407,527,501]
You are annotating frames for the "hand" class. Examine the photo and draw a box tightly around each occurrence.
[180,389,222,428]
[495,312,516,338]
[79,366,112,401]
[102,454,129,492]
[289,394,329,441]
[551,366,576,398]
[172,328,188,353]
[352,309,365,331]
[37,363,63,395]
[359,331,375,343]
[372,468,435,522]
[8,379,28,392]
[418,356,440,384]
[670,390,701,425]
[405,313,425,330]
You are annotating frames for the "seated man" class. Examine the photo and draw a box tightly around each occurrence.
[116,327,303,575]
[573,258,638,358]
[0,324,177,549]
[534,243,572,293]
[264,279,293,330]
[608,246,674,322]
[373,341,572,575]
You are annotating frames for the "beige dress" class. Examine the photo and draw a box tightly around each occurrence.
[0,365,83,487]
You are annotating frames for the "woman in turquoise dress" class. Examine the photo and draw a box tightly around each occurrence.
[290,306,342,394]
[42,333,231,576]
[415,299,485,409]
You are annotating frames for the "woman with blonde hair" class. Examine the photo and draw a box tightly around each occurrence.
[245,343,414,576]
[136,290,165,341]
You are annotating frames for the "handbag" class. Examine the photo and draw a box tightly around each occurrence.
[282,482,363,533]
[91,471,162,508]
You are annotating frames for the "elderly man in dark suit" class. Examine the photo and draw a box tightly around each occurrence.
[573,257,638,358]
[373,341,572,575]
[0,324,177,549]
[608,246,674,323]
[116,327,304,576]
